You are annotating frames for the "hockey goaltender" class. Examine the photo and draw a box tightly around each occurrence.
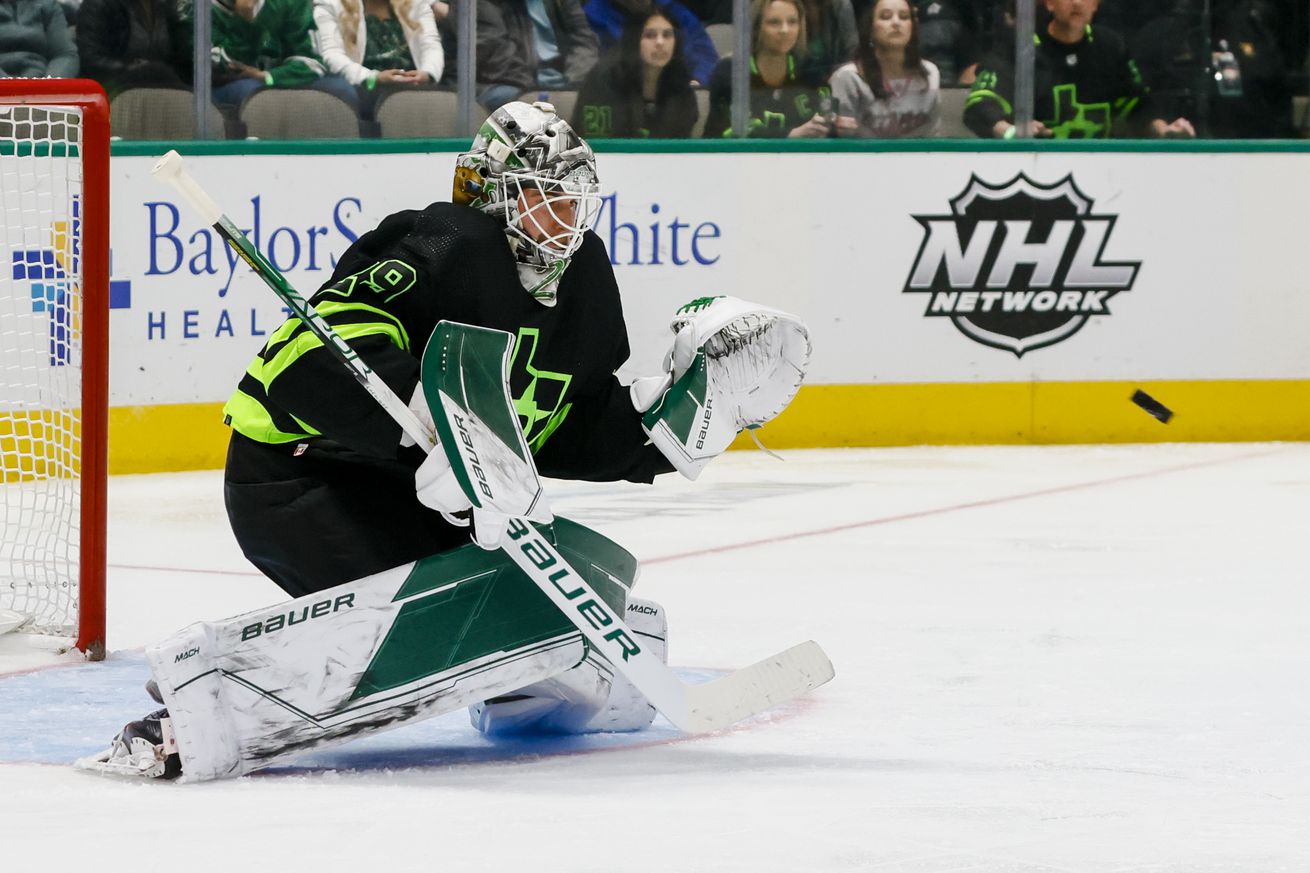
[79,102,828,781]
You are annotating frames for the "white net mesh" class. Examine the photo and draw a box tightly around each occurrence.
[0,104,85,636]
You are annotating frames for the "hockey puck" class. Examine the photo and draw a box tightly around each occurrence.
[1131,389,1173,424]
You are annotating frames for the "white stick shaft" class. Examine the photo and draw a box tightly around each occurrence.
[150,150,434,449]
[151,150,223,225]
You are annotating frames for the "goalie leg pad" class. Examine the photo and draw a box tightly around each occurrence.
[469,597,669,735]
[145,517,637,781]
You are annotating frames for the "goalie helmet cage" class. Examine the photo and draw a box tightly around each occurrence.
[0,80,109,660]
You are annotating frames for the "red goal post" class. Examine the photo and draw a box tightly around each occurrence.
[0,79,109,660]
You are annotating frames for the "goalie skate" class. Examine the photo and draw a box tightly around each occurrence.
[0,609,30,636]
[75,707,182,780]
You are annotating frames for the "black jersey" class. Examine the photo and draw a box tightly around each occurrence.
[703,54,832,139]
[964,25,1154,138]
[224,202,671,485]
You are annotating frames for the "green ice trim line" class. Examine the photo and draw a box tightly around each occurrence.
[111,138,1310,157]
[0,142,80,158]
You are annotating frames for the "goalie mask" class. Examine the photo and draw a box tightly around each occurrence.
[453,101,602,306]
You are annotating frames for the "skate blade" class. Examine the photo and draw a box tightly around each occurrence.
[73,750,167,779]
[0,609,30,636]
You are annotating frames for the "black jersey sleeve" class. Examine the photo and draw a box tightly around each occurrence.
[534,372,674,484]
[963,52,1013,136]
[1107,30,1157,133]
[702,58,733,139]
[227,206,507,459]
[263,333,417,457]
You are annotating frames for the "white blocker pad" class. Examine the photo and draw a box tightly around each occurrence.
[147,517,639,782]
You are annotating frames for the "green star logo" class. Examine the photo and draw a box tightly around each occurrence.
[511,327,573,453]
[1046,83,1113,138]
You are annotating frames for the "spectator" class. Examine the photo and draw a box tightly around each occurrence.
[211,0,360,115]
[1093,0,1170,43]
[312,0,444,118]
[796,0,856,78]
[583,0,717,84]
[75,0,191,99]
[857,0,984,83]
[1133,0,1294,138]
[0,0,78,77]
[830,0,939,137]
[702,0,847,137]
[430,0,456,82]
[680,0,728,25]
[911,0,981,83]
[572,9,698,136]
[1257,0,1307,87]
[476,0,600,111]
[963,0,1195,139]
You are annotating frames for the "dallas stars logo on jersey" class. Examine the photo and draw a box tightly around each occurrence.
[510,327,572,452]
[903,173,1140,357]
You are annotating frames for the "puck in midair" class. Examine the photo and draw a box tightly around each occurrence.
[1131,389,1173,424]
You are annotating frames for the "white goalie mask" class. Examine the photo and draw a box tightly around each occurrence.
[452,101,603,306]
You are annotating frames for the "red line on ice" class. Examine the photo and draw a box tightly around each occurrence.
[644,446,1287,565]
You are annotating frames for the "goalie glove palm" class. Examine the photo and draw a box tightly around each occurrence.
[633,296,811,480]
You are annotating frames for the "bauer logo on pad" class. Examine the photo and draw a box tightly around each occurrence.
[903,174,1140,357]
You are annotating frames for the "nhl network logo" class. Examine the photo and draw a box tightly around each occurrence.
[903,173,1140,357]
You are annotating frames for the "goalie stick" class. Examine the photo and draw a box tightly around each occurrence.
[151,150,833,733]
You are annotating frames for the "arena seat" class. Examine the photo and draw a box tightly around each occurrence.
[376,89,486,138]
[110,88,227,140]
[691,88,710,138]
[705,23,736,58]
[240,89,360,140]
[520,90,578,124]
[935,86,974,138]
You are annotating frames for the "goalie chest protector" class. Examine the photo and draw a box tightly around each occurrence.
[236,202,668,483]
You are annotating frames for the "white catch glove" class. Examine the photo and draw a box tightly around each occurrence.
[632,295,811,480]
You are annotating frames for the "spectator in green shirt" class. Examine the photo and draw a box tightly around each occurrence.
[211,0,360,115]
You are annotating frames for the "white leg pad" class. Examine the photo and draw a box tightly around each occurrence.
[470,597,669,735]
[147,548,618,780]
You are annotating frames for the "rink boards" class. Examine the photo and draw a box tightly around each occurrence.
[92,142,1310,471]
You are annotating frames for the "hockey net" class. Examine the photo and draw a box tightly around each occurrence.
[0,80,109,659]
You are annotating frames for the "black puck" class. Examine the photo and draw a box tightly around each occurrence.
[1131,389,1173,424]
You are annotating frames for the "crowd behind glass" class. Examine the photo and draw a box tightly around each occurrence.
[1,0,1303,139]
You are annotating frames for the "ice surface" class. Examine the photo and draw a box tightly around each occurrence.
[2,444,1308,872]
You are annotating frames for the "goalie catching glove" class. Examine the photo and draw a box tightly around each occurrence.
[631,296,811,480]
